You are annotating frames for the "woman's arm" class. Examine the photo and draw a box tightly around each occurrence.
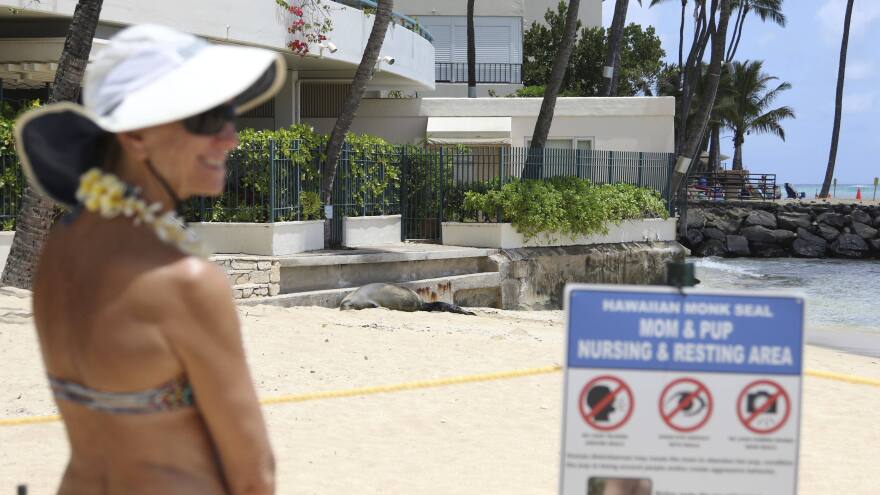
[163,258,275,495]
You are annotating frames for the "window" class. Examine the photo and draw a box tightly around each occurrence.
[524,138,595,178]
[418,15,523,83]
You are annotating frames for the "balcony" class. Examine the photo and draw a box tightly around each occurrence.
[435,62,523,85]
[334,0,434,43]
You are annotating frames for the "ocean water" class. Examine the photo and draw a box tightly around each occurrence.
[693,257,879,334]
[791,183,879,200]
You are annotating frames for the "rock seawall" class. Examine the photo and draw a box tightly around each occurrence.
[681,203,880,258]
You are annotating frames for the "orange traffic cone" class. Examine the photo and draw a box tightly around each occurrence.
[856,187,862,202]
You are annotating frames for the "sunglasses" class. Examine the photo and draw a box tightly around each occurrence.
[182,104,236,135]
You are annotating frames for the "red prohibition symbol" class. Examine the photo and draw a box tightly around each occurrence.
[579,375,634,431]
[658,377,713,433]
[737,379,791,435]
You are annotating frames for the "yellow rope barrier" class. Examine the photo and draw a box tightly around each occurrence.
[804,369,880,387]
[1,365,877,428]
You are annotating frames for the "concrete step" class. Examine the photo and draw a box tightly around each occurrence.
[277,244,500,293]
[238,272,502,309]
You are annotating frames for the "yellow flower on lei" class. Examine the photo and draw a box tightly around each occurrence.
[76,168,208,257]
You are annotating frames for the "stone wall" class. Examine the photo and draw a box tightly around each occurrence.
[212,256,281,299]
[493,241,688,310]
[682,202,880,258]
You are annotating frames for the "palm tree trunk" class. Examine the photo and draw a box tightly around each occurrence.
[602,0,629,97]
[819,0,854,199]
[321,0,393,246]
[732,134,744,170]
[467,0,476,98]
[708,123,721,170]
[675,0,687,151]
[671,0,732,195]
[524,0,580,179]
[1,0,104,289]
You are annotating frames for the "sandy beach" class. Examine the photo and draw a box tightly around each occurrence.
[1,286,878,494]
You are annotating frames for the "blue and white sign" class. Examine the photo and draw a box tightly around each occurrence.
[559,285,804,495]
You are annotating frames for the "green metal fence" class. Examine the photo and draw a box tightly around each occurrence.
[0,142,674,246]
[398,146,676,241]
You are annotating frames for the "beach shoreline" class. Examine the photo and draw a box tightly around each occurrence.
[1,290,878,494]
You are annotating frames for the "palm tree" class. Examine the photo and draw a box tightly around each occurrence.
[524,0,580,178]
[602,0,663,97]
[670,0,734,195]
[820,0,854,199]
[726,0,785,62]
[467,0,476,98]
[719,60,794,171]
[1,0,104,289]
[602,0,630,96]
[322,0,393,245]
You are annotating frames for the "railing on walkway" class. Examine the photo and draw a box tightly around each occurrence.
[434,63,523,84]
[686,172,778,202]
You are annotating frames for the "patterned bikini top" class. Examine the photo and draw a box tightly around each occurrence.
[48,375,195,414]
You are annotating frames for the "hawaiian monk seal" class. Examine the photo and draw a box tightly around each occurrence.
[340,283,476,315]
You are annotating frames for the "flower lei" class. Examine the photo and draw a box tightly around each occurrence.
[75,168,209,257]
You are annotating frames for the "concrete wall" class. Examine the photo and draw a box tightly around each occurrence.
[443,219,677,249]
[304,97,676,151]
[190,221,324,256]
[343,215,402,247]
[395,0,603,28]
[0,232,12,272]
[495,241,688,310]
[0,0,435,90]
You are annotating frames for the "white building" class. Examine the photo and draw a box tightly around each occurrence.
[0,0,435,129]
[394,0,603,97]
[0,0,673,153]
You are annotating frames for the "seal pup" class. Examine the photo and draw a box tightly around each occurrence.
[340,283,476,315]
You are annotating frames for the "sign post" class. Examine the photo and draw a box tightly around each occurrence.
[873,177,878,201]
[560,285,804,495]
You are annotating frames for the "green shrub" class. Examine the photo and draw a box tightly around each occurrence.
[463,177,668,241]
[191,124,400,222]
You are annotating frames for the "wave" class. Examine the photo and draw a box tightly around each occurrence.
[694,257,765,278]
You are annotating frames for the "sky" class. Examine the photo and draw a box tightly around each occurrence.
[602,0,880,185]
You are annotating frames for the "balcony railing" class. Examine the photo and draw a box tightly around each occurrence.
[435,63,523,84]
[334,0,434,43]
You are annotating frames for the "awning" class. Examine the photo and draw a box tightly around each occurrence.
[426,116,512,145]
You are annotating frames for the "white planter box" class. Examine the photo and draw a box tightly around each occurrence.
[0,231,13,270]
[189,221,324,256]
[441,218,676,249]
[343,214,401,247]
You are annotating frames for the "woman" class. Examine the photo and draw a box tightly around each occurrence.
[15,24,285,494]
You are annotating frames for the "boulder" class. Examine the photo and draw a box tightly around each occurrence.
[831,233,868,258]
[745,210,778,228]
[741,225,777,243]
[870,239,880,252]
[874,215,880,228]
[705,213,742,234]
[770,229,797,243]
[685,229,704,247]
[816,212,846,228]
[850,209,872,225]
[792,229,827,258]
[726,207,750,220]
[777,212,812,231]
[796,227,825,245]
[751,242,788,258]
[852,222,878,239]
[695,239,726,257]
[816,223,841,241]
[686,210,706,229]
[725,235,750,257]
[702,227,726,241]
